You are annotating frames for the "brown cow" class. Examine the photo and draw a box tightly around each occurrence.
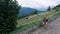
[43,17,48,28]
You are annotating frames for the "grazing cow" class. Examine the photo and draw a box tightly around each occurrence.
[26,17,28,19]
[43,17,48,28]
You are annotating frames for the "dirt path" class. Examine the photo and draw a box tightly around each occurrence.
[18,17,60,34]
[31,17,60,34]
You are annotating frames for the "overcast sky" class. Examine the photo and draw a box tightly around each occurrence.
[16,0,60,9]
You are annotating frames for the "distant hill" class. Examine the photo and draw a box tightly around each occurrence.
[18,7,43,17]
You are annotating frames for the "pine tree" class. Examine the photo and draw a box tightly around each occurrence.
[32,10,37,15]
[47,6,51,11]
[0,0,19,34]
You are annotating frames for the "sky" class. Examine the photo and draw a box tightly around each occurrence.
[16,0,60,9]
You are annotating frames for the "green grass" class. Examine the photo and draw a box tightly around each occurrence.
[10,9,60,34]
[17,10,59,28]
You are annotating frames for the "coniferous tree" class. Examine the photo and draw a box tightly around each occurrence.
[32,10,37,15]
[47,6,51,11]
[0,0,19,34]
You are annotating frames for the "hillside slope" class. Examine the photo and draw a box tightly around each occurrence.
[10,5,60,34]
[17,9,60,28]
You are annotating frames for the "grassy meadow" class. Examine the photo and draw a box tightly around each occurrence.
[10,8,60,34]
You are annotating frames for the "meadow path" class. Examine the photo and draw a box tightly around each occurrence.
[18,17,60,34]
[31,17,60,34]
